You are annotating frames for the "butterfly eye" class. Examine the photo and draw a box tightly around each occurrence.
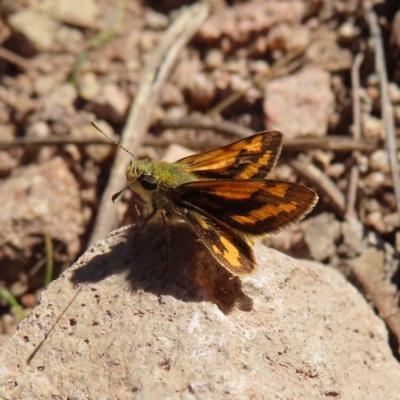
[140,174,158,191]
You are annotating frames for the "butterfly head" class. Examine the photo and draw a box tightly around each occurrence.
[125,159,158,190]
[110,159,160,207]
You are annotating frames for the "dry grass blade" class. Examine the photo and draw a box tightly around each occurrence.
[345,52,364,221]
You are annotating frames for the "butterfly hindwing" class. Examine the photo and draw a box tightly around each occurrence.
[177,131,283,180]
[175,180,318,236]
[179,207,256,275]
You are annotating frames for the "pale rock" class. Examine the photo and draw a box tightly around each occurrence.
[0,158,83,275]
[0,151,19,174]
[140,30,161,53]
[326,163,345,178]
[396,232,400,252]
[164,106,187,120]
[225,58,247,75]
[382,213,400,231]
[363,198,381,213]
[230,73,250,92]
[55,26,84,49]
[366,211,384,231]
[306,30,352,71]
[267,23,310,52]
[394,105,400,125]
[44,83,78,120]
[264,67,334,138]
[248,59,270,74]
[365,171,386,189]
[0,124,15,140]
[204,49,224,69]
[304,213,341,261]
[370,149,390,173]
[162,143,194,163]
[338,21,360,40]
[211,69,231,90]
[79,72,102,101]
[273,164,294,181]
[144,9,169,30]
[90,84,129,124]
[199,1,305,42]
[39,0,99,28]
[388,82,400,104]
[367,73,379,87]
[0,101,10,124]
[26,121,50,139]
[0,225,400,398]
[9,10,59,52]
[186,72,216,109]
[363,115,383,139]
[160,83,184,107]
[33,75,58,96]
[341,218,364,257]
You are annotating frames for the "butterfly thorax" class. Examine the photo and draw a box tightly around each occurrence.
[126,159,197,216]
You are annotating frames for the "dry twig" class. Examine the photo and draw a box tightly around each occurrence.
[89,3,209,245]
[345,52,364,220]
[156,116,255,138]
[0,125,389,153]
[156,116,382,152]
[365,7,400,214]
[0,46,32,70]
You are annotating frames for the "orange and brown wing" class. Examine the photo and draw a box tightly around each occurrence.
[175,180,318,236]
[180,208,256,276]
[177,131,282,180]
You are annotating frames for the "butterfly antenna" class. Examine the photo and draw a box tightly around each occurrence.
[91,121,137,160]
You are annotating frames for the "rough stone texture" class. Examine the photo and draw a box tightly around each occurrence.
[0,157,83,283]
[199,1,305,43]
[89,83,129,124]
[38,0,99,28]
[304,212,341,262]
[306,30,352,72]
[1,224,400,399]
[264,66,334,138]
[9,10,59,52]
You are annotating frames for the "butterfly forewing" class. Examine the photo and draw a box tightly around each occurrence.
[177,131,283,180]
[175,180,318,236]
[180,207,256,275]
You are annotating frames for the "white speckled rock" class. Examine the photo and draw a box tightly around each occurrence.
[1,224,399,399]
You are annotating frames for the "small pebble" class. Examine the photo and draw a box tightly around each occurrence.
[364,171,386,189]
[370,150,389,173]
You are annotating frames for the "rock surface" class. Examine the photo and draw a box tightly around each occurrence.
[1,223,400,399]
[0,157,83,283]
[264,66,334,138]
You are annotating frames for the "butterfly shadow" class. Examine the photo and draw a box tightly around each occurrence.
[70,221,253,314]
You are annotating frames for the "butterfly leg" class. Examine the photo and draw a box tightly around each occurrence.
[133,201,141,241]
[135,206,158,257]
[141,207,158,237]
[160,210,170,274]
